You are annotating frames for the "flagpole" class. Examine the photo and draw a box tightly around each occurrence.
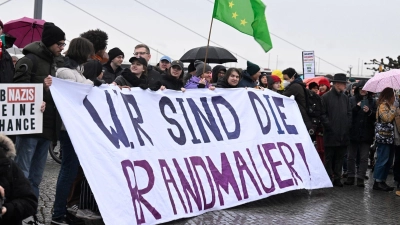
[203,17,214,73]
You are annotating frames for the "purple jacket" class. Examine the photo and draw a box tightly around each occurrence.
[184,75,211,89]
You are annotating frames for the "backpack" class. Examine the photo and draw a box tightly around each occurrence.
[303,87,323,126]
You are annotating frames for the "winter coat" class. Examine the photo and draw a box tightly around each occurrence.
[160,74,184,91]
[0,135,37,225]
[147,65,163,86]
[114,68,148,88]
[13,41,64,141]
[56,58,94,85]
[0,48,14,83]
[184,75,211,89]
[238,70,256,88]
[321,88,352,147]
[376,101,396,123]
[102,63,123,84]
[282,78,313,131]
[349,88,376,144]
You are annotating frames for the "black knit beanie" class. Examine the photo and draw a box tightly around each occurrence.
[247,61,260,76]
[108,47,124,62]
[41,22,65,47]
[83,59,103,81]
[194,60,212,77]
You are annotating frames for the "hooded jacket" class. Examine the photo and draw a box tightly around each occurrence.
[211,65,226,85]
[184,75,211,89]
[102,63,123,84]
[238,70,257,88]
[349,81,376,143]
[0,135,38,225]
[282,77,313,131]
[13,41,64,141]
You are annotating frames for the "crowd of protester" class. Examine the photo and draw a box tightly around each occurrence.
[1,19,400,225]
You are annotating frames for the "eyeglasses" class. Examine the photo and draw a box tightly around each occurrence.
[134,52,149,56]
[57,42,66,47]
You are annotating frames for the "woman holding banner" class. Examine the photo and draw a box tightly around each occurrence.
[51,37,101,224]
[113,56,149,88]
[216,68,241,88]
[159,60,185,91]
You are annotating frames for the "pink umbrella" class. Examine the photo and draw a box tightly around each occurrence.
[3,17,46,48]
[362,69,400,93]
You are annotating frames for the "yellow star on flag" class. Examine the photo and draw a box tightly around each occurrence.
[232,12,238,19]
[240,19,247,26]
[229,1,234,8]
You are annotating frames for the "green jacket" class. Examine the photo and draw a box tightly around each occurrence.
[13,41,64,141]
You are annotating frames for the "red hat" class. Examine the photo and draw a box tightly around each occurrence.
[271,75,281,83]
[318,77,331,89]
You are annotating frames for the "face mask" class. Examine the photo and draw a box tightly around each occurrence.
[283,80,290,88]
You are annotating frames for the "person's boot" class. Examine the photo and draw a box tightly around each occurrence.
[344,177,355,185]
[333,179,343,187]
[373,181,394,191]
[356,178,365,187]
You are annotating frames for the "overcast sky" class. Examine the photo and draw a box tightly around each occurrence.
[1,0,398,76]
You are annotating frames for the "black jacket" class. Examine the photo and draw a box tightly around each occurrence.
[102,63,123,84]
[147,65,162,86]
[0,48,14,83]
[160,74,183,91]
[238,70,256,88]
[13,41,64,141]
[349,85,376,144]
[321,87,352,147]
[114,68,148,88]
[0,135,38,225]
[282,78,313,131]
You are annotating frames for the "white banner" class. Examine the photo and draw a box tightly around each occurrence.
[302,51,315,79]
[50,78,331,225]
[0,83,43,135]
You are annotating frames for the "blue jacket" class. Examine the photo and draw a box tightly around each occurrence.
[238,70,256,88]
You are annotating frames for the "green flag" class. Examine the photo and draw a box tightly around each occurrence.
[212,0,273,52]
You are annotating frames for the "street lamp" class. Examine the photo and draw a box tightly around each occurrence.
[347,65,353,78]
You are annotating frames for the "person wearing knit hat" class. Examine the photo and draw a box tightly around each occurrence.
[282,67,314,134]
[269,75,282,92]
[238,61,261,88]
[102,47,124,84]
[12,21,66,225]
[308,82,319,94]
[41,22,66,49]
[85,59,105,86]
[318,77,331,96]
[184,60,215,90]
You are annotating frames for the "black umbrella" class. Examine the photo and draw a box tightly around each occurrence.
[180,46,237,64]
